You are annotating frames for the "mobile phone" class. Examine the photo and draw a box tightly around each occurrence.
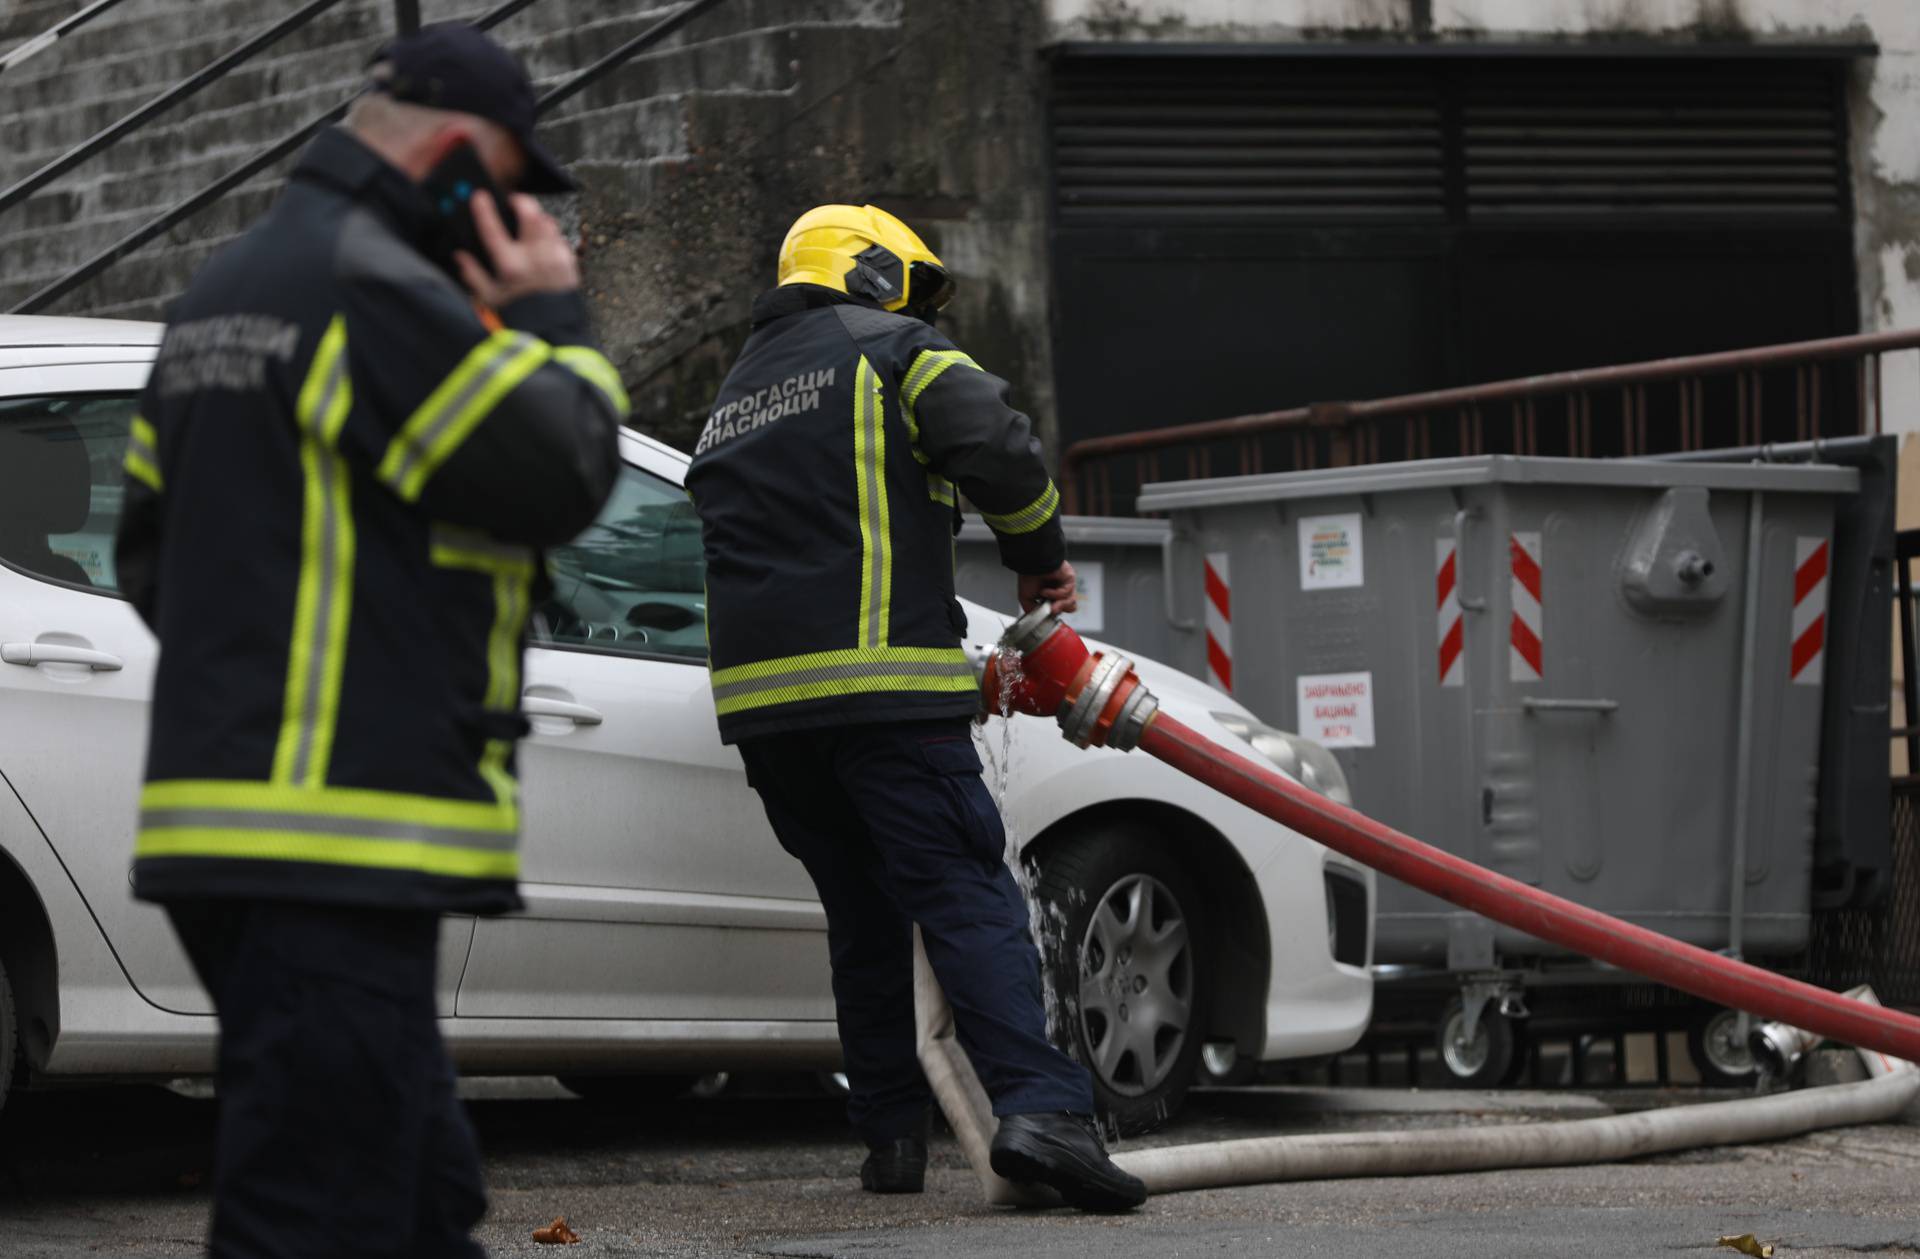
[421,141,518,276]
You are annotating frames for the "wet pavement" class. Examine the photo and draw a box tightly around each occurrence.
[1,1076,1916,1256]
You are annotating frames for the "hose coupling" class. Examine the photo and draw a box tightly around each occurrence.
[979,607,1159,752]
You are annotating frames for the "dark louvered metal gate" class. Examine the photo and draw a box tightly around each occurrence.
[1047,48,1864,457]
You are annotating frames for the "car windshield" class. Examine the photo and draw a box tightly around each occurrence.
[540,460,706,661]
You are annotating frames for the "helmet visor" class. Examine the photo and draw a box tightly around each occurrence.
[908,261,955,313]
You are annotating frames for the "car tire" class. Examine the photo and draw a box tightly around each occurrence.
[0,955,16,1117]
[1686,1006,1758,1085]
[556,1073,703,1106]
[1032,828,1209,1135]
[1435,996,1519,1088]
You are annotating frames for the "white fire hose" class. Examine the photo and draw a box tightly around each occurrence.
[915,930,1918,1202]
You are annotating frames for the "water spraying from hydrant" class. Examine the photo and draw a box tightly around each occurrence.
[918,608,1920,1203]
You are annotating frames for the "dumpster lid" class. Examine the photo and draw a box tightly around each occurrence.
[1135,454,1860,513]
[959,514,1170,547]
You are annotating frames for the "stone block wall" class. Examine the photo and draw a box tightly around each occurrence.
[0,0,1061,453]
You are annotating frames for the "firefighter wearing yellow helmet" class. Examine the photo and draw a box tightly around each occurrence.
[685,205,1144,1213]
[775,203,956,317]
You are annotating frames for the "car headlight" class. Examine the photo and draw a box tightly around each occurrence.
[1209,711,1353,807]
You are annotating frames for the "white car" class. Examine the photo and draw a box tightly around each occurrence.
[0,315,1372,1130]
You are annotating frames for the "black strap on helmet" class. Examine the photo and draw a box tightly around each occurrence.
[846,244,904,305]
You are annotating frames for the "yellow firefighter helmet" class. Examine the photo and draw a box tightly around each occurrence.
[776,203,955,316]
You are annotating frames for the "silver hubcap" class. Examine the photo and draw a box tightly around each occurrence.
[1076,873,1193,1097]
[1441,1008,1492,1078]
[1702,1009,1756,1076]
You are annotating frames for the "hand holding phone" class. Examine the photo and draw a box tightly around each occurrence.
[453,190,581,311]
[420,140,579,308]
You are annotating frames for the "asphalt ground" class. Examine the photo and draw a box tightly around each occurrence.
[1,1076,1916,1257]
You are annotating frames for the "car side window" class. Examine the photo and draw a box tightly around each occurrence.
[0,394,139,593]
[540,463,707,662]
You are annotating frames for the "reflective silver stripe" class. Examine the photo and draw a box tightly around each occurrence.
[386,333,539,492]
[494,565,530,710]
[289,350,349,787]
[126,431,158,468]
[857,359,887,648]
[710,658,975,703]
[140,808,518,852]
[982,481,1060,536]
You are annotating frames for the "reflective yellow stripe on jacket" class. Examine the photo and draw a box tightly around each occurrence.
[709,645,976,718]
[901,349,980,503]
[272,316,356,788]
[981,481,1060,536]
[377,330,550,501]
[134,779,519,880]
[853,356,891,649]
[553,345,630,415]
[428,524,537,809]
[124,416,162,492]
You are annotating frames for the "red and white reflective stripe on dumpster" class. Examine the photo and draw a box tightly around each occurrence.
[1436,538,1463,687]
[1205,551,1232,693]
[1509,531,1543,682]
[1792,537,1829,685]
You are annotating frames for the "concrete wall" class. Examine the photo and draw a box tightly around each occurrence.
[1047,0,1920,440]
[573,0,1059,455]
[4,0,1912,456]
[0,0,1059,456]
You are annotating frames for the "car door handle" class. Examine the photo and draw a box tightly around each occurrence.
[1,642,124,671]
[521,696,604,726]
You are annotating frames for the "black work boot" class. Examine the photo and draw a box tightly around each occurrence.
[989,1112,1147,1213]
[860,1116,928,1194]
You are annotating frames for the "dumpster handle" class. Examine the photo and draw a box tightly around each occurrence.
[1164,528,1198,632]
[1522,697,1619,714]
[1454,508,1488,611]
[1727,489,1765,968]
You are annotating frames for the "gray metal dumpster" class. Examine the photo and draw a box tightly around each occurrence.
[956,515,1174,663]
[1140,455,1859,1079]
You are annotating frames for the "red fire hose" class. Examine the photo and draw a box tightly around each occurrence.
[983,608,1920,1065]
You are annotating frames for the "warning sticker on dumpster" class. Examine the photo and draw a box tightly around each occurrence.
[1299,513,1364,590]
[1296,671,1375,748]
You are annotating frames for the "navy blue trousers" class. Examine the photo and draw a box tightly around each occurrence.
[738,717,1094,1143]
[167,901,487,1259]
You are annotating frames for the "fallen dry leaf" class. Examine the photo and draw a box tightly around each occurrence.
[532,1216,582,1245]
[1716,1234,1774,1258]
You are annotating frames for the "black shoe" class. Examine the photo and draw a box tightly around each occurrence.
[989,1112,1146,1213]
[860,1134,927,1194]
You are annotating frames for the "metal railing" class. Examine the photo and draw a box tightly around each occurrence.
[1061,328,1920,516]
[0,0,139,77]
[0,0,353,224]
[5,0,729,315]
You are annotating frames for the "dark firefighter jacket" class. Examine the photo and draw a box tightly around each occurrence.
[685,285,1065,744]
[114,127,626,915]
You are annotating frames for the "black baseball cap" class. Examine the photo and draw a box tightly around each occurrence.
[369,22,575,193]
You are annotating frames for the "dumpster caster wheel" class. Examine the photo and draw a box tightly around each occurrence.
[1687,1006,1758,1085]
[1436,996,1519,1088]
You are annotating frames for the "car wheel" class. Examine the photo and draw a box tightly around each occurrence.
[1033,829,1209,1135]
[1435,996,1519,1088]
[556,1073,707,1105]
[0,956,14,1116]
[1687,1006,1758,1085]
